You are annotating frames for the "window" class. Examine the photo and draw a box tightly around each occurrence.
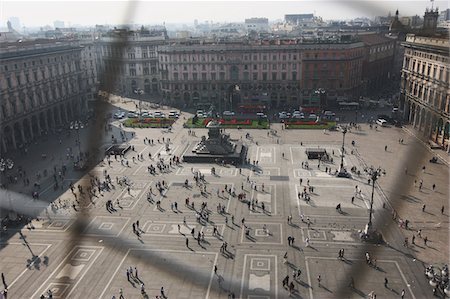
[292,72,297,81]
[243,72,249,80]
[272,55,277,60]
[273,64,277,70]
[211,65,215,71]
[220,65,224,71]
[262,73,267,81]
[202,73,207,80]
[263,55,267,61]
[253,73,258,80]
[211,73,216,80]
[283,55,286,61]
[219,72,225,80]
[282,64,286,70]
[263,64,268,70]
[244,65,248,70]
[193,73,198,80]
[272,73,277,80]
[183,73,188,80]
[281,73,286,80]
[253,65,257,70]
[6,77,12,88]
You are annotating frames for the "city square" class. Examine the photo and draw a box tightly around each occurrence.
[0,98,448,299]
[1,2,449,298]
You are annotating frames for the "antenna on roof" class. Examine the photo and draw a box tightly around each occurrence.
[430,0,434,10]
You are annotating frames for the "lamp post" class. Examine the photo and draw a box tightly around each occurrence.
[70,120,84,163]
[134,88,144,119]
[337,126,348,176]
[366,166,385,231]
[314,88,326,111]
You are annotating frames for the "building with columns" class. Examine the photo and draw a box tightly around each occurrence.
[400,33,449,149]
[0,39,92,154]
[400,8,449,150]
[158,38,365,110]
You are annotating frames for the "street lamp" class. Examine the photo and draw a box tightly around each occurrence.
[337,126,348,177]
[365,166,386,232]
[134,88,144,119]
[314,88,326,111]
[70,120,84,164]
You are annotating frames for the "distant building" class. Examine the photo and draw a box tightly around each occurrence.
[244,18,269,32]
[0,39,93,153]
[284,14,314,25]
[96,27,168,98]
[54,20,65,29]
[359,34,396,94]
[8,17,21,31]
[400,8,449,149]
[158,38,365,110]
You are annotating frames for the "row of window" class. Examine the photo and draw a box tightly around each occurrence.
[159,49,364,63]
[2,53,80,72]
[3,62,81,90]
[407,81,448,112]
[406,56,449,82]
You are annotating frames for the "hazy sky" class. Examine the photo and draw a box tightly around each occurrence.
[2,0,448,27]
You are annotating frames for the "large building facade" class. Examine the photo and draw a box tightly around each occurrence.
[158,38,365,110]
[96,27,167,99]
[0,40,93,154]
[400,33,449,149]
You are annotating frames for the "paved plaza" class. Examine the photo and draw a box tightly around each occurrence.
[0,98,448,299]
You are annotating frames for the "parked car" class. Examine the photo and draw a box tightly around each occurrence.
[256,112,267,118]
[114,111,125,119]
[168,111,179,118]
[376,119,388,127]
[223,111,235,116]
[127,112,138,118]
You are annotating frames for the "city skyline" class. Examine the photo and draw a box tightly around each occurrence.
[3,0,448,28]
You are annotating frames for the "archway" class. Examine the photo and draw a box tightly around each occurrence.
[53,106,60,126]
[435,118,444,143]
[144,79,151,94]
[13,122,23,148]
[31,115,40,137]
[3,126,14,151]
[152,78,158,93]
[183,92,190,106]
[419,107,425,131]
[131,80,137,95]
[22,118,32,141]
[230,66,239,81]
[39,112,46,134]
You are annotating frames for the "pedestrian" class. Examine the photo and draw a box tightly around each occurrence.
[384,277,388,288]
[424,236,428,246]
[351,196,354,204]
[317,275,321,287]
[126,269,130,281]
[412,234,415,244]
[119,288,124,299]
[283,252,288,264]
[186,238,189,247]
[432,184,436,191]
[134,267,138,280]
[384,145,387,151]
[401,289,405,298]
[441,206,445,214]
[161,287,166,298]
[422,204,426,212]
[214,265,218,274]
